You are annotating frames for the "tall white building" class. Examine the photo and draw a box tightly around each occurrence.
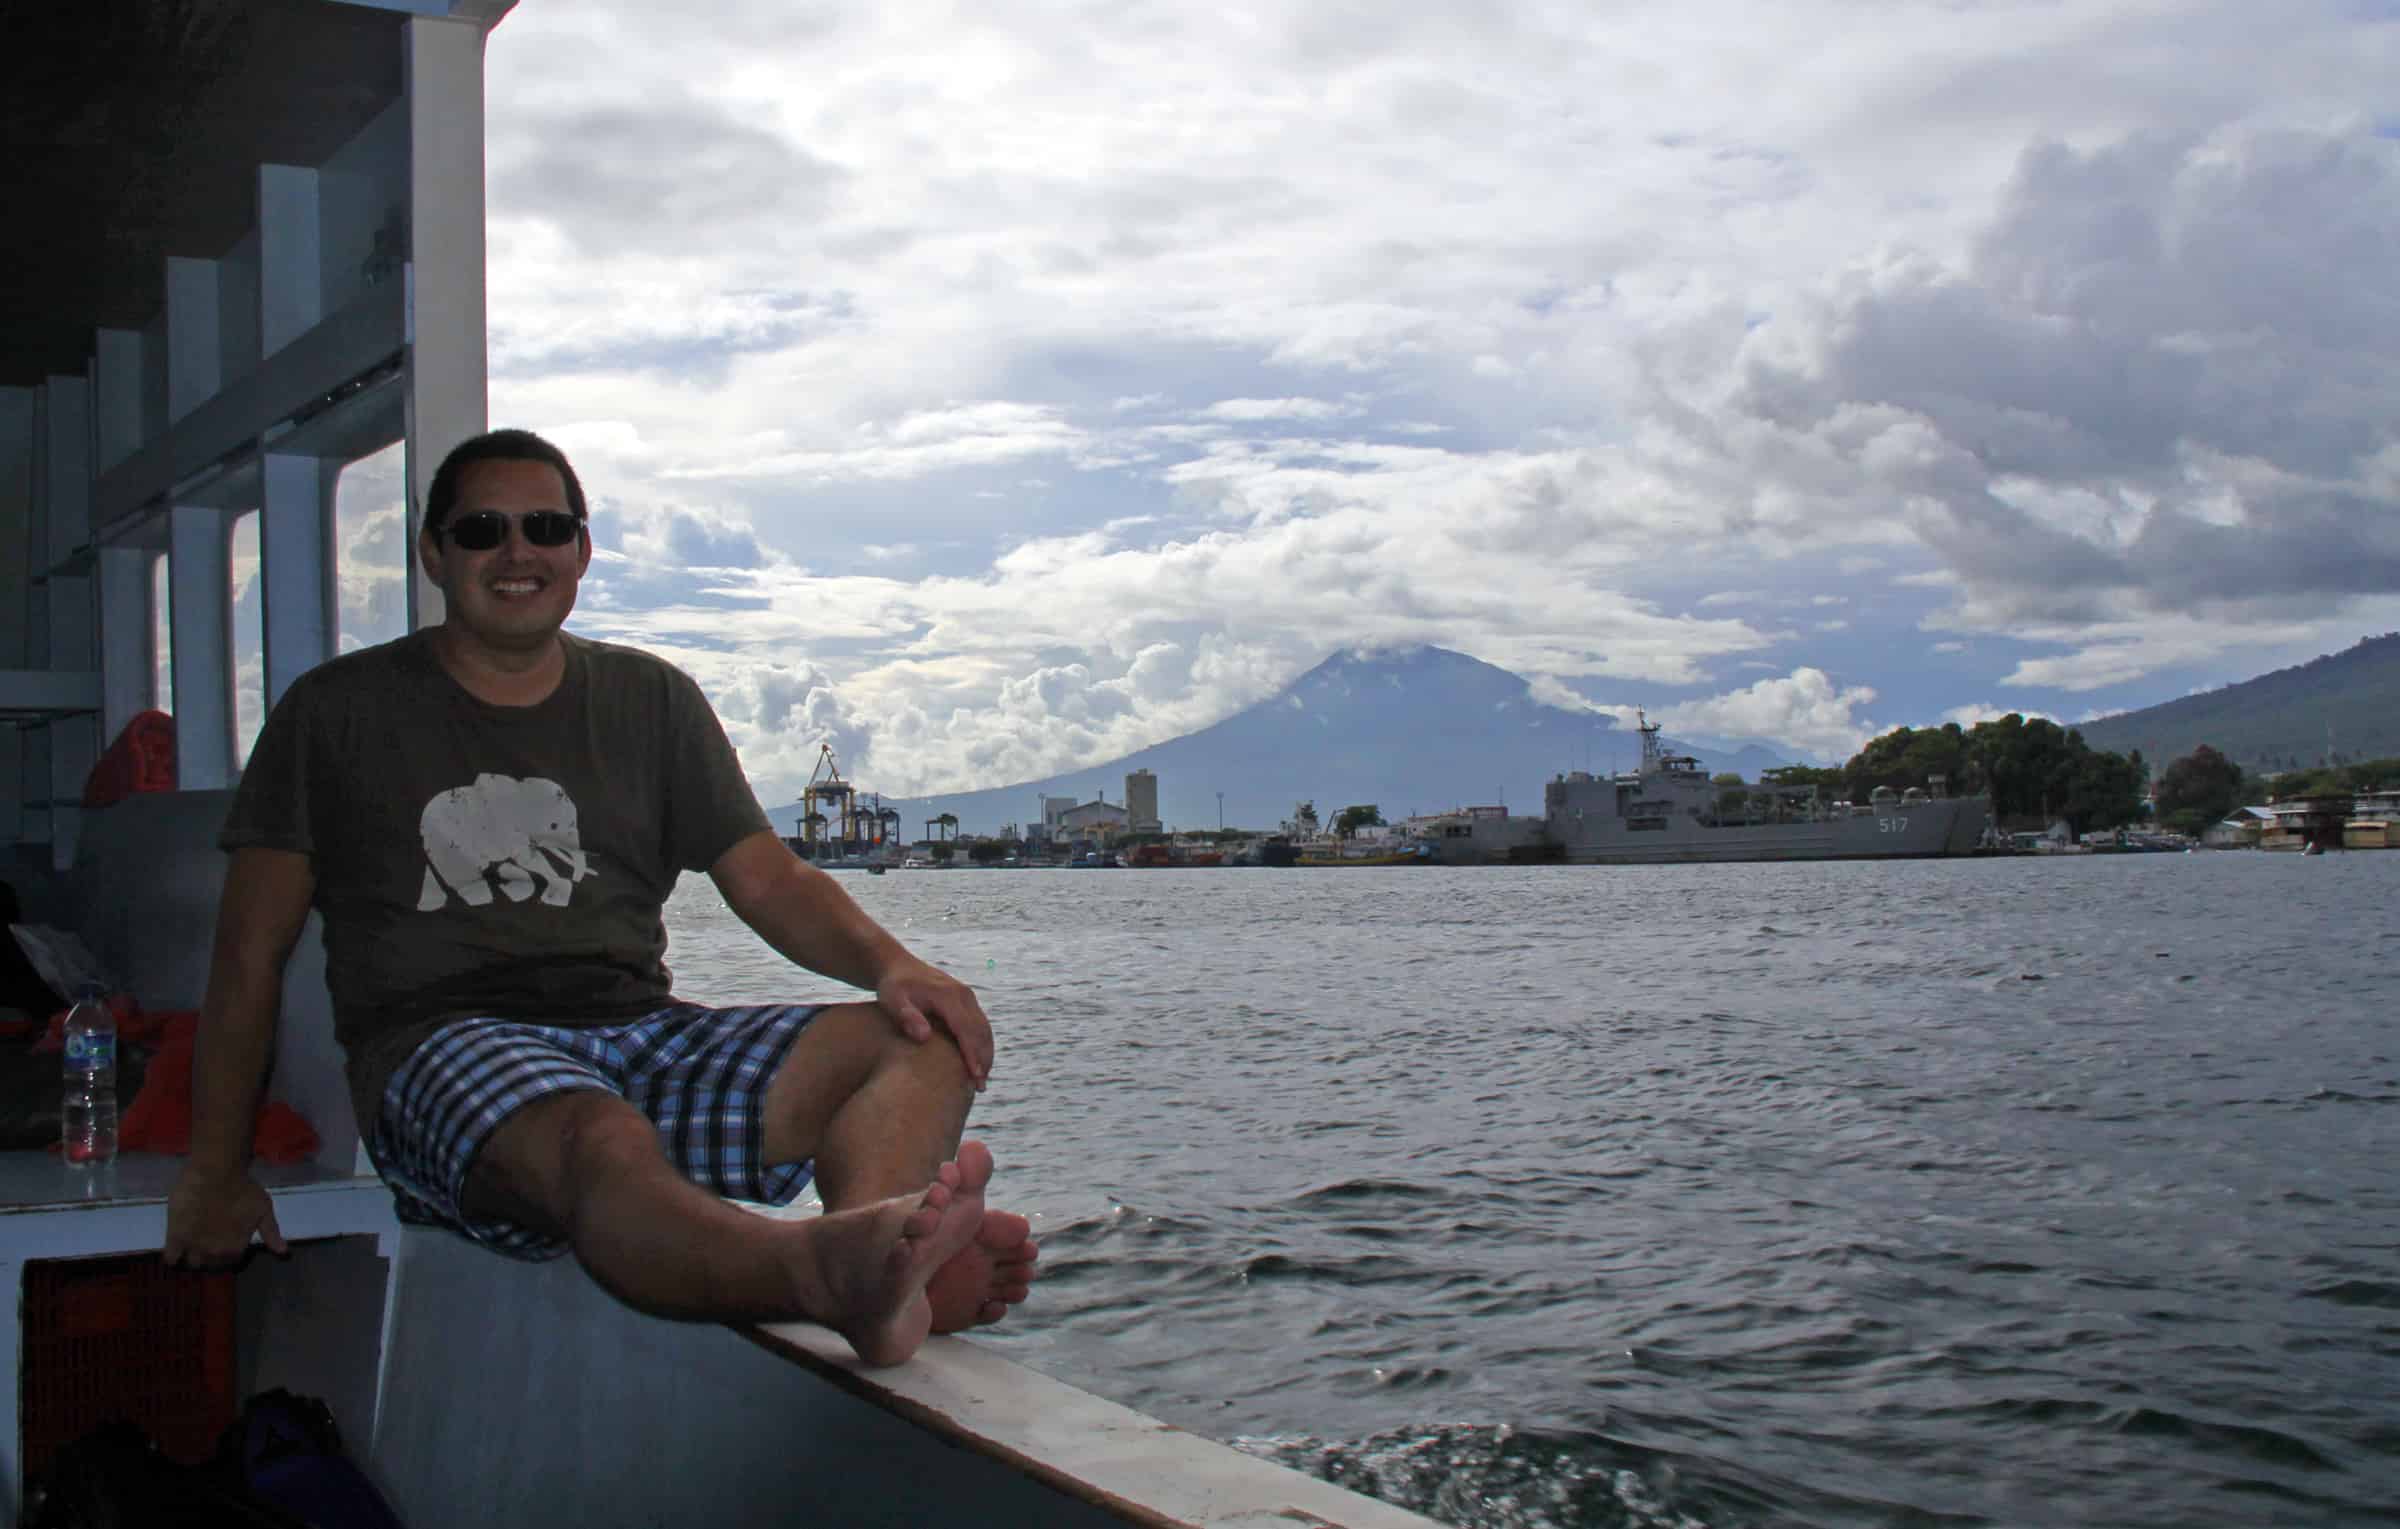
[1125,769,1160,832]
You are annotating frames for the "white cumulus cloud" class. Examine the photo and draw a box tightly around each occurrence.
[1648,669,1883,761]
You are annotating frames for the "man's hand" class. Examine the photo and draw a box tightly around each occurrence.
[709,833,999,1088]
[875,955,995,1089]
[163,1166,288,1269]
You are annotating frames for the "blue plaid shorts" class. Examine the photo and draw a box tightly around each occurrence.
[367,1002,825,1260]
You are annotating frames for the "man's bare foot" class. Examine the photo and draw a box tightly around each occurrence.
[927,1207,1040,1332]
[793,1141,993,1365]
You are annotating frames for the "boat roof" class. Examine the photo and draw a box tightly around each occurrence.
[4,0,520,854]
[0,0,513,388]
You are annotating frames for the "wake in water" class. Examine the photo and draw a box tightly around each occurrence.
[1242,1424,1714,1529]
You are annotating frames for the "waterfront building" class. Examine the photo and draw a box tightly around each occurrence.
[2203,808,2274,848]
[1125,769,1160,833]
[1057,798,1131,845]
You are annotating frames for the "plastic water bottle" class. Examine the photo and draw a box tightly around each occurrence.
[62,984,118,1165]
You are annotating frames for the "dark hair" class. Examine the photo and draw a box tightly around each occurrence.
[424,428,588,535]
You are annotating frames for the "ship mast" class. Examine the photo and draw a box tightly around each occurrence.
[1636,709,1665,776]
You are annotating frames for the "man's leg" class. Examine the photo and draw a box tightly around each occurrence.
[760,1003,1038,1331]
[460,1087,988,1366]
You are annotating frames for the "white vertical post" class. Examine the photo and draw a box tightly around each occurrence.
[0,387,32,845]
[19,377,46,863]
[259,164,323,360]
[260,454,330,708]
[140,309,169,448]
[166,243,233,787]
[0,388,32,671]
[216,232,262,389]
[41,377,97,868]
[403,15,492,633]
[164,257,221,425]
[94,329,154,744]
[94,328,150,768]
[93,329,145,475]
[169,508,235,790]
[98,547,152,741]
[41,376,90,572]
[259,161,335,704]
[44,376,98,864]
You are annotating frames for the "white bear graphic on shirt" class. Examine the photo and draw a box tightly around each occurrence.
[415,772,596,910]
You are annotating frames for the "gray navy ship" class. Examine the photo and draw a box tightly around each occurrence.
[1540,714,1991,864]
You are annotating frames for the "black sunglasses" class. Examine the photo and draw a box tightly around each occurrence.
[437,509,584,551]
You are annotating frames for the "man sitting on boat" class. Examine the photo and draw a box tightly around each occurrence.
[163,429,1036,1366]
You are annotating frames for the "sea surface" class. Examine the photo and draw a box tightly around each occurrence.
[662,852,2400,1528]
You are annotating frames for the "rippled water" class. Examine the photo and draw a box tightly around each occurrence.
[663,852,2400,1528]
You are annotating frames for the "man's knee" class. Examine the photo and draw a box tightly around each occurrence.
[890,1017,975,1093]
[462,1087,654,1231]
[816,1001,974,1091]
[761,1003,973,1164]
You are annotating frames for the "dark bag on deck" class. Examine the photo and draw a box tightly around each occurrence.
[28,1419,300,1528]
[223,1389,405,1529]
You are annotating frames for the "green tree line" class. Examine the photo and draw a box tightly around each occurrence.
[1776,723,2400,837]
[1770,716,2149,833]
[2260,756,2400,802]
[2148,749,2400,834]
[2151,744,2245,835]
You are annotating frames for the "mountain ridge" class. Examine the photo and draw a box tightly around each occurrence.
[766,646,1786,837]
[2073,634,2400,773]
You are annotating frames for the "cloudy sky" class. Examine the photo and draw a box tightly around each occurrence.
[432,0,2399,803]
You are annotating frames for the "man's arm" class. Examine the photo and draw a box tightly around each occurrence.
[163,847,315,1267]
[708,830,993,1088]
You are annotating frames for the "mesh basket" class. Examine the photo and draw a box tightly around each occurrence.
[20,1253,237,1478]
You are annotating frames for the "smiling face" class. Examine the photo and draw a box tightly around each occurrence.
[418,457,592,662]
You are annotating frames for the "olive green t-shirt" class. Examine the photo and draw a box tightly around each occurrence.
[221,629,772,1130]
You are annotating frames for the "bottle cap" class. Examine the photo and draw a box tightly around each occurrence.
[75,981,106,1002]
